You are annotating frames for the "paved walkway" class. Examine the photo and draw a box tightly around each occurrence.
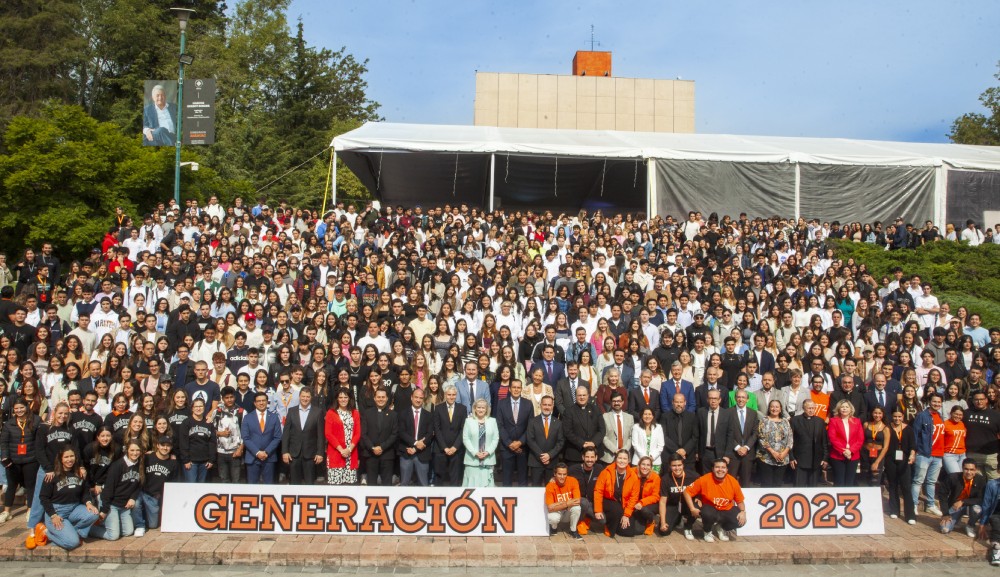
[0,507,986,567]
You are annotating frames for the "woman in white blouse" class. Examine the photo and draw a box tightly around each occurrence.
[631,408,665,473]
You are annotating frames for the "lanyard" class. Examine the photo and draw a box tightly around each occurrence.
[16,418,27,443]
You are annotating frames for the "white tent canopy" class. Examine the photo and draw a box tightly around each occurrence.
[331,122,1000,225]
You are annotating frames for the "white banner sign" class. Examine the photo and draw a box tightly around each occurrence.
[161,483,549,536]
[740,487,884,536]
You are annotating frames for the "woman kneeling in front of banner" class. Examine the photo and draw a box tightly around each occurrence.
[39,446,99,550]
[326,389,361,485]
[683,458,746,542]
[462,398,498,487]
[594,449,639,537]
[90,440,143,540]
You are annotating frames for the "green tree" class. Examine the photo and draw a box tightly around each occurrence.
[0,103,222,259]
[949,61,1000,145]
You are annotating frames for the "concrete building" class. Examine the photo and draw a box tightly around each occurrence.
[474,51,695,133]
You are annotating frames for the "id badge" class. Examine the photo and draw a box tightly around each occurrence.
[17,444,27,456]
[869,447,878,458]
[895,450,904,461]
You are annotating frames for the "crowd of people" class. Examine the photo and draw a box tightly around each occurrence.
[1,197,1000,560]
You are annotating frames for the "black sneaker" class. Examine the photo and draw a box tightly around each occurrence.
[570,531,583,541]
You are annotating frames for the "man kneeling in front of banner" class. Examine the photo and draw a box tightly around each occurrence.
[976,473,1000,566]
[683,458,746,542]
[545,462,583,540]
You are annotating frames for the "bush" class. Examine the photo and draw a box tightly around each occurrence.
[831,239,1000,327]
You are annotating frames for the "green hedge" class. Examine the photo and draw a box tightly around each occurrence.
[831,239,1000,327]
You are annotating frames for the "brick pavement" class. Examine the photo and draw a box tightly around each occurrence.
[0,506,986,567]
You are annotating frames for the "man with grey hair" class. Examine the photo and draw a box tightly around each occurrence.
[142,84,178,146]
[432,384,467,485]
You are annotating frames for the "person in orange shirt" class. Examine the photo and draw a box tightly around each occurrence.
[683,458,746,542]
[594,449,639,537]
[942,405,968,475]
[808,374,830,421]
[545,463,583,540]
[632,456,661,535]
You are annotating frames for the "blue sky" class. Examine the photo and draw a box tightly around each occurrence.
[288,0,999,143]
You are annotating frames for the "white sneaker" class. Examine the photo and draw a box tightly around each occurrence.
[716,526,730,542]
[703,531,715,543]
[683,529,694,541]
[926,506,943,516]
[966,525,977,538]
[133,528,145,537]
[907,519,916,525]
[0,511,10,523]
[889,514,898,519]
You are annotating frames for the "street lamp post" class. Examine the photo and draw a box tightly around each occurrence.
[171,7,195,208]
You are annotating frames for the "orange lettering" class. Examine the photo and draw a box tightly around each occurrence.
[259,495,297,531]
[297,496,326,532]
[393,497,427,533]
[426,497,447,533]
[230,495,259,531]
[194,494,228,530]
[359,497,394,533]
[326,496,358,532]
[481,497,516,534]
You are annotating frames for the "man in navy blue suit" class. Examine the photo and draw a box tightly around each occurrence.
[497,380,534,486]
[142,84,178,146]
[241,391,283,484]
[660,361,696,414]
[532,344,565,387]
[745,334,775,375]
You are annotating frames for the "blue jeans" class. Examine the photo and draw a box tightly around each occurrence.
[45,503,98,550]
[943,452,966,475]
[132,492,161,530]
[911,455,943,508]
[89,504,134,541]
[26,467,46,528]
[183,462,209,483]
[942,503,981,533]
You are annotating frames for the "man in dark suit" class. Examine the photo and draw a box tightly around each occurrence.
[696,387,733,473]
[553,361,589,416]
[745,334,776,375]
[241,391,283,484]
[790,399,829,487]
[562,386,605,466]
[628,369,660,421]
[398,388,433,486]
[864,372,898,421]
[829,374,867,420]
[659,362,696,414]
[361,387,398,486]
[602,348,635,391]
[729,389,760,487]
[660,393,699,469]
[143,83,178,146]
[695,367,730,410]
[432,384,467,486]
[497,380,533,486]
[531,344,565,387]
[280,387,326,485]
[526,395,565,486]
[168,345,196,389]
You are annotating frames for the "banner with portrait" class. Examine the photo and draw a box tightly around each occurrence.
[142,80,179,147]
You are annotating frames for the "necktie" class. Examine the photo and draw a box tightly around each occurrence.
[739,409,745,433]
[878,390,884,407]
[512,400,519,424]
[414,409,419,433]
[448,405,454,422]
[708,410,716,446]
[643,388,649,404]
[544,416,550,438]
[571,380,577,395]
[259,413,265,432]
[547,362,553,382]
[617,414,624,449]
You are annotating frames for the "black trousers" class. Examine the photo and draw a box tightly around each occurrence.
[529,464,555,487]
[500,450,528,487]
[729,452,755,486]
[700,503,740,531]
[601,499,636,537]
[3,461,38,509]
[757,462,787,487]
[288,456,317,485]
[365,454,395,486]
[989,514,1000,542]
[661,502,696,534]
[434,452,464,486]
[885,460,915,520]
[794,466,821,487]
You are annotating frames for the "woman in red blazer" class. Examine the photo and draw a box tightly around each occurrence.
[827,399,864,486]
[325,389,361,485]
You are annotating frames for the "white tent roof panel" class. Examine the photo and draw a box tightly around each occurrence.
[333,122,1000,169]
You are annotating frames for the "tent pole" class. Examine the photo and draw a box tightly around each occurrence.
[330,150,338,210]
[646,158,657,219]
[793,162,801,222]
[489,153,496,212]
[934,164,947,230]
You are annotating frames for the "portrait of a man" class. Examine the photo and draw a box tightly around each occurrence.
[143,81,178,146]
